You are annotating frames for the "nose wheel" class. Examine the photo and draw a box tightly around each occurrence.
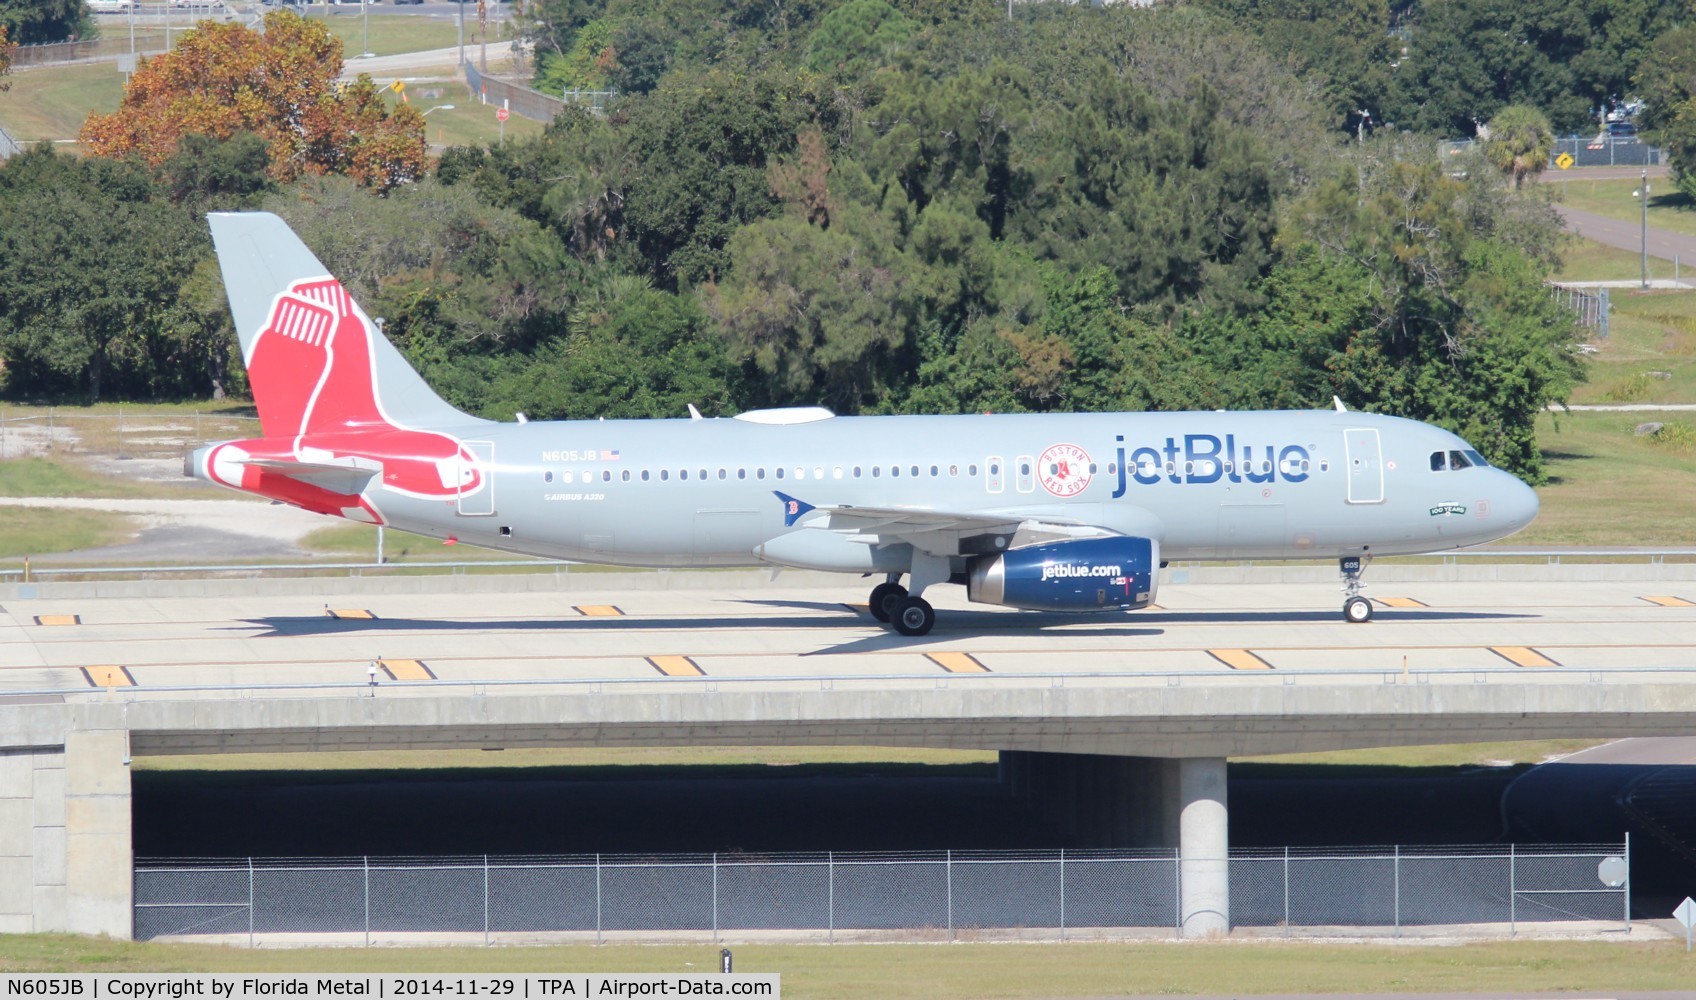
[1340,554,1373,623]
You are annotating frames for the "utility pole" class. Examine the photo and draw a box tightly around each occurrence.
[457,0,465,70]
[1639,165,1650,289]
[478,0,487,73]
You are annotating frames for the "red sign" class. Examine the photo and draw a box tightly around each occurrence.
[496,107,510,122]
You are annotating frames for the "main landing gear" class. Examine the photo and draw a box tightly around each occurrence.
[867,553,950,636]
[1340,553,1373,623]
[867,576,935,636]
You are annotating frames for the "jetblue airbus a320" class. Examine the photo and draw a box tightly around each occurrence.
[189,213,1540,636]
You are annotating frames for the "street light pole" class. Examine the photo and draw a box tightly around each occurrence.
[1641,164,1649,290]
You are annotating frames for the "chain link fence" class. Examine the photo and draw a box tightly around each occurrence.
[135,844,1630,944]
[0,408,258,462]
[1552,285,1609,338]
[463,61,565,124]
[1441,136,1665,169]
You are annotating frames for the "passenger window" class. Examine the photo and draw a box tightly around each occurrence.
[756,468,765,480]
[1014,455,1035,493]
[602,471,611,482]
[621,470,630,482]
[833,467,843,479]
[660,470,669,481]
[816,467,825,479]
[872,466,881,477]
[1448,450,1470,470]
[700,468,708,480]
[641,470,650,482]
[891,466,901,478]
[737,469,746,480]
[949,465,958,476]
[563,471,575,484]
[986,457,1004,494]
[930,465,939,477]
[795,467,805,480]
[680,470,689,481]
[911,465,920,477]
[775,467,785,479]
[853,466,862,478]
[544,471,553,484]
[969,464,979,476]
[1430,452,1446,472]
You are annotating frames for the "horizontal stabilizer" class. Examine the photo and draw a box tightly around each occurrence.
[235,456,381,496]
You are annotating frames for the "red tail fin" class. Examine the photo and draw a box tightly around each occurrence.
[249,278,385,439]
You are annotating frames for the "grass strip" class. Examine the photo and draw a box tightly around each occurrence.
[3,936,1694,996]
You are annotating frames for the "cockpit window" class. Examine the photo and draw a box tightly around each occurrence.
[1463,449,1489,468]
[1447,450,1471,470]
[1429,451,1446,472]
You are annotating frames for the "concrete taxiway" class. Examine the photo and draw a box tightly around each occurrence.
[3,563,1694,940]
[3,568,1695,696]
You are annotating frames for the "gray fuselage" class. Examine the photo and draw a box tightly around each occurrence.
[356,408,1539,571]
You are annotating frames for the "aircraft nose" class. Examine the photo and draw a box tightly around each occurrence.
[1497,473,1540,533]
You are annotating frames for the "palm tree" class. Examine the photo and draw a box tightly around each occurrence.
[1483,104,1555,189]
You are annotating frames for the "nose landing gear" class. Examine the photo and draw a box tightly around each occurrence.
[1341,553,1374,623]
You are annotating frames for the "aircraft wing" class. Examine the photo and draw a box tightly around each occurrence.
[798,502,1122,557]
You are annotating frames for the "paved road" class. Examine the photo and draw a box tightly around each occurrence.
[1556,203,1696,264]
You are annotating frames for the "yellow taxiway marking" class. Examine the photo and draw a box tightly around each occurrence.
[1489,646,1561,668]
[1208,648,1274,670]
[1642,595,1696,607]
[574,605,625,617]
[326,608,376,620]
[926,652,990,673]
[32,614,81,626]
[647,655,705,677]
[81,665,134,687]
[377,658,434,681]
[1375,597,1428,608]
[842,602,872,614]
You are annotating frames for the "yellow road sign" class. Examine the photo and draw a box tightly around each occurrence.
[388,79,405,94]
[1556,152,1575,169]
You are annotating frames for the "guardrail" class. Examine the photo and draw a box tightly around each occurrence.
[7,664,1696,702]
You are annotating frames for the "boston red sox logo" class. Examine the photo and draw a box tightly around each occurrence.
[1038,443,1093,498]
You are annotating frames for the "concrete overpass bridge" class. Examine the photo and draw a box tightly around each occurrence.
[4,562,1694,940]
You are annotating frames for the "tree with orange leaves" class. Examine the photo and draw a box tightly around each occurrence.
[1,24,14,93]
[80,11,424,192]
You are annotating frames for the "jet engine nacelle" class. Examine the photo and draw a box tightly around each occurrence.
[966,537,1159,612]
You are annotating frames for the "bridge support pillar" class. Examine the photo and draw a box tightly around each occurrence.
[1002,751,1229,936]
[1177,756,1229,939]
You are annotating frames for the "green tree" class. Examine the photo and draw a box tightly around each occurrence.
[0,147,211,400]
[1288,145,1582,481]
[1483,103,1555,188]
[617,69,817,286]
[0,0,87,45]
[1191,0,1397,131]
[1388,0,1685,137]
[1635,22,1696,199]
[805,0,914,79]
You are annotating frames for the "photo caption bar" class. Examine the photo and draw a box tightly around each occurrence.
[2,976,778,1000]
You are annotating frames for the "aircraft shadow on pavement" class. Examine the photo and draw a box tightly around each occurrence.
[229,613,867,638]
[740,599,1536,627]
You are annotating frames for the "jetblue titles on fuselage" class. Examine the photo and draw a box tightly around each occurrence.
[1112,433,1312,497]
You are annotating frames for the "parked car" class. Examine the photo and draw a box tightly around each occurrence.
[87,0,136,13]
